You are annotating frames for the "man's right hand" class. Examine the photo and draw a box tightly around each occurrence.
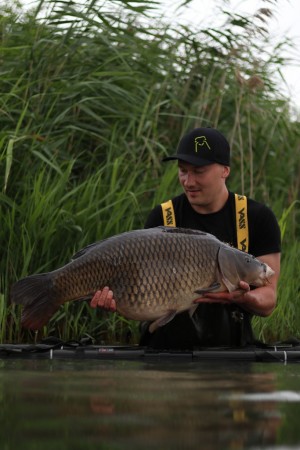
[90,287,117,312]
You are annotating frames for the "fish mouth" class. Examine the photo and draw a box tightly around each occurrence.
[262,264,275,285]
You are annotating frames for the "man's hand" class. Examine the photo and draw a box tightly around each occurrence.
[194,253,280,317]
[194,281,251,305]
[90,287,117,312]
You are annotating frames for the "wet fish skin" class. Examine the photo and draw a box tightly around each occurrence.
[10,226,274,331]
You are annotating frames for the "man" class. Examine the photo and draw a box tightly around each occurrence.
[91,127,281,349]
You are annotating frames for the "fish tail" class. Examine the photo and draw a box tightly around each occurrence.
[10,273,61,330]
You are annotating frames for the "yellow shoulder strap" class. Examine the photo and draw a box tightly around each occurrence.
[161,200,176,227]
[235,194,249,252]
[161,196,248,250]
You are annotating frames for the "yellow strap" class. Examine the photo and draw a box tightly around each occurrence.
[161,200,176,227]
[161,196,248,251]
[235,194,249,252]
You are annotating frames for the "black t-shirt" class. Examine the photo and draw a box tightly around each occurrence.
[145,191,281,257]
[140,191,281,350]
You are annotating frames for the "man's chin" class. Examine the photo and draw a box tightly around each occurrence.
[186,191,202,202]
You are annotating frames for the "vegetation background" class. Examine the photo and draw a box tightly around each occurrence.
[0,0,299,344]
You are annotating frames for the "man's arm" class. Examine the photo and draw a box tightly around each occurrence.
[194,252,281,317]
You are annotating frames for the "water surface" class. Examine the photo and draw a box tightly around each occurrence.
[1,357,300,449]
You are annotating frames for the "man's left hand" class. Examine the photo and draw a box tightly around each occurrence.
[193,281,251,304]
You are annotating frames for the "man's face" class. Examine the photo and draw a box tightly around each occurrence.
[178,161,230,210]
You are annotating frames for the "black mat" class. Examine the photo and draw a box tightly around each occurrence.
[1,338,300,363]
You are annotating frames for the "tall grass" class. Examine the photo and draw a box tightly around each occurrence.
[253,200,300,342]
[0,0,299,343]
[254,240,300,343]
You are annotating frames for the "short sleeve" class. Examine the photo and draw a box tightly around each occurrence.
[249,204,281,257]
[144,205,164,228]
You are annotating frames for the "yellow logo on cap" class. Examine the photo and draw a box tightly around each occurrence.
[194,136,211,152]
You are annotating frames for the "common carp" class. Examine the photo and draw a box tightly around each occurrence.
[11,226,274,332]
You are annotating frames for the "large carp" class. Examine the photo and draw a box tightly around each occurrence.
[11,227,274,332]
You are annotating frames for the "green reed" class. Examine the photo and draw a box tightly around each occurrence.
[253,240,300,343]
[0,0,300,343]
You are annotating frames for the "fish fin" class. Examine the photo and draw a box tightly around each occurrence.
[149,310,177,333]
[10,273,61,330]
[158,226,207,237]
[194,282,221,295]
[71,241,102,260]
[217,246,239,292]
[188,305,198,317]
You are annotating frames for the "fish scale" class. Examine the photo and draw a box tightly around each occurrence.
[10,226,274,331]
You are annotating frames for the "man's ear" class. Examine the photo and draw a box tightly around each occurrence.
[222,165,230,179]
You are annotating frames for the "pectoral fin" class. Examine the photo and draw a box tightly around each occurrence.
[149,310,177,333]
[194,282,221,296]
[188,305,198,317]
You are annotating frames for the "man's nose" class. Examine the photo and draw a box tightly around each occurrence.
[183,171,196,185]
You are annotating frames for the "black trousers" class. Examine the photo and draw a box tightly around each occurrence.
[139,304,254,350]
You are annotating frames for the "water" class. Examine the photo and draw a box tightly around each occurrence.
[1,357,300,450]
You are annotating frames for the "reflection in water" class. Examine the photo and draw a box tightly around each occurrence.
[1,358,300,449]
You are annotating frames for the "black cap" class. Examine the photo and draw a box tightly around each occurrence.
[163,127,230,167]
